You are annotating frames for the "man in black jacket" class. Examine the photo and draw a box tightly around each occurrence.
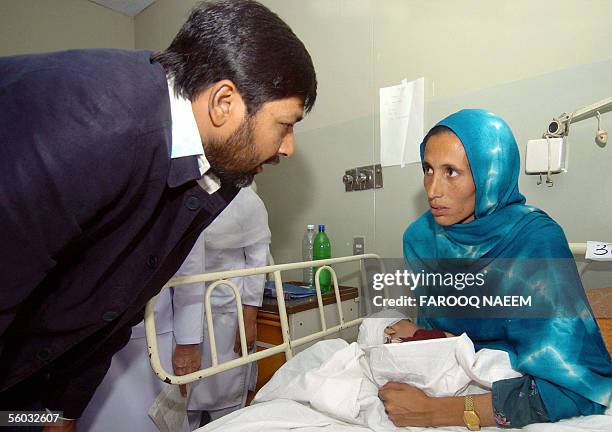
[0,1,316,429]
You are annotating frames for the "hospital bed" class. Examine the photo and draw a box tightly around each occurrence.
[145,254,380,385]
[144,246,612,432]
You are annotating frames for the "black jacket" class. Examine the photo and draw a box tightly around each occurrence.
[0,49,238,417]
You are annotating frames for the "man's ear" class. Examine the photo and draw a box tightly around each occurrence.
[208,80,246,127]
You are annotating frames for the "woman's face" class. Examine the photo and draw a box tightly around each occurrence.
[422,131,476,226]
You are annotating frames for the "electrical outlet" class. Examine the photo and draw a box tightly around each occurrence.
[353,236,365,255]
[342,164,383,192]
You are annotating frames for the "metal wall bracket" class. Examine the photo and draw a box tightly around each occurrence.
[342,164,383,192]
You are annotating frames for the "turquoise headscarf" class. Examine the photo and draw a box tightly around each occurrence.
[403,109,612,420]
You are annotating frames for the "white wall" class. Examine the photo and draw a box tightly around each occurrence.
[134,0,192,51]
[0,0,134,55]
[373,0,612,99]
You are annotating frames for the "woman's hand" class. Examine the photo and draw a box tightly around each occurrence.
[380,382,496,428]
[384,319,419,339]
[378,382,435,427]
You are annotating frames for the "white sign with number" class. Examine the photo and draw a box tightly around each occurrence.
[586,241,612,261]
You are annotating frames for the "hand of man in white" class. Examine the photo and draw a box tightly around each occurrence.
[234,305,258,355]
[173,343,201,397]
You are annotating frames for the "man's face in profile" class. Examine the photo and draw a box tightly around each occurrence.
[205,96,304,188]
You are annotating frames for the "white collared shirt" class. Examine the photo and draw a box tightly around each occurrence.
[167,79,221,194]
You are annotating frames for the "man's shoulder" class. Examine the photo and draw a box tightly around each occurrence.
[1,49,170,134]
[0,49,161,82]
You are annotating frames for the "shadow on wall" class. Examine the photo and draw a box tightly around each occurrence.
[257,140,315,240]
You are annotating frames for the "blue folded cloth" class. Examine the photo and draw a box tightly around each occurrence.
[264,281,317,299]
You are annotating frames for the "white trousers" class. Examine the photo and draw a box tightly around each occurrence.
[187,311,254,423]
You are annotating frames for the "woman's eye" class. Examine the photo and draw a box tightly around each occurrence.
[423,166,433,175]
[447,168,459,177]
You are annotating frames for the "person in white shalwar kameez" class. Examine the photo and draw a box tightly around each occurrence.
[186,185,271,426]
[78,235,206,432]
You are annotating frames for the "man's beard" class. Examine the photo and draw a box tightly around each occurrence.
[204,117,260,188]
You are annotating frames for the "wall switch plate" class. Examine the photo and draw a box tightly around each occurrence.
[353,236,365,255]
[343,164,383,191]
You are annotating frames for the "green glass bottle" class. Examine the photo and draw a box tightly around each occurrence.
[312,224,332,293]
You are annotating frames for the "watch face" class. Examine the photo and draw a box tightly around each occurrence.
[463,411,480,430]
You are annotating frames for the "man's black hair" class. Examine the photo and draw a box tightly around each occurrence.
[152,0,317,115]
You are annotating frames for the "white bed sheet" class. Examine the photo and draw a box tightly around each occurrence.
[198,398,612,432]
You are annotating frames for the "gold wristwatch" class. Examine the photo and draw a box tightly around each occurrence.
[463,395,481,431]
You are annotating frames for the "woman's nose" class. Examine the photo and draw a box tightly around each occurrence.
[427,174,443,200]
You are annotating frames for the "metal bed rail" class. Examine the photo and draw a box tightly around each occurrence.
[569,243,587,256]
[145,253,381,385]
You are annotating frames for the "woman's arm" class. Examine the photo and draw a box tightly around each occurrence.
[378,383,496,427]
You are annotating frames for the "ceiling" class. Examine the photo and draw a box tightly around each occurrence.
[88,0,157,17]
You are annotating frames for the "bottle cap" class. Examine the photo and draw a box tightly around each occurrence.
[307,224,315,230]
[318,224,325,232]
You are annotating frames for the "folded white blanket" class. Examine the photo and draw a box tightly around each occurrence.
[369,335,522,396]
[356,309,407,346]
[253,339,366,423]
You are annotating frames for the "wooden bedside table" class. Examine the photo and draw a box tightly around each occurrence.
[585,287,612,356]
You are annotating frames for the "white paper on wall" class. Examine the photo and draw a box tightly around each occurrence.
[402,77,424,166]
[379,77,424,168]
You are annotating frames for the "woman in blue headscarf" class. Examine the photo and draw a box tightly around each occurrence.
[378,109,612,429]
